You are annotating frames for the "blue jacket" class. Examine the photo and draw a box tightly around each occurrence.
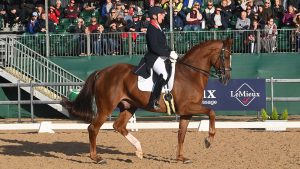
[183,0,203,8]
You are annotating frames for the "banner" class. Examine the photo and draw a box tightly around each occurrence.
[203,79,266,111]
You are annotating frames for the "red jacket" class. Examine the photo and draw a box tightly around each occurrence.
[49,9,60,24]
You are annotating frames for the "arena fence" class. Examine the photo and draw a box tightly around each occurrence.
[14,28,300,57]
[0,78,299,122]
[0,36,83,100]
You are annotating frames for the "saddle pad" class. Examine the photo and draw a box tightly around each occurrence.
[137,62,176,93]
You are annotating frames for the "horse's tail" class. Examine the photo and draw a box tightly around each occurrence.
[61,71,99,123]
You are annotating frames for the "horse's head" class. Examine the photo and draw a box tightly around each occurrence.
[212,38,233,85]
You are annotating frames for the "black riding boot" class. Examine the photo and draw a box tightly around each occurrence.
[148,75,166,110]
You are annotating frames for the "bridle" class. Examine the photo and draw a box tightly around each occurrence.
[178,43,232,80]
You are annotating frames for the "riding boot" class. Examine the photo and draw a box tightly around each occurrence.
[148,75,166,110]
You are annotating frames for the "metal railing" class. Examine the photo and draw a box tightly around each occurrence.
[14,28,300,57]
[1,36,83,99]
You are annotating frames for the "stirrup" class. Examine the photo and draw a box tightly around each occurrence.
[152,101,160,110]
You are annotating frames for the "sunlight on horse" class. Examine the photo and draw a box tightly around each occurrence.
[62,38,233,164]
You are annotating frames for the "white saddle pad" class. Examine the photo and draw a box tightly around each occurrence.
[137,62,176,93]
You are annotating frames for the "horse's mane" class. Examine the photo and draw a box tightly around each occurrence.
[182,40,221,60]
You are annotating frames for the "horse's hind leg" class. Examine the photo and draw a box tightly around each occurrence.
[113,107,143,159]
[88,112,108,164]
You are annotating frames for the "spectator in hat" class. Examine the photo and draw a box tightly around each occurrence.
[126,14,141,32]
[26,11,39,34]
[139,13,151,33]
[183,6,203,31]
[173,8,184,30]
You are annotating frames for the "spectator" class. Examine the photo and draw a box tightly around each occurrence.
[115,14,127,32]
[212,7,229,29]
[261,17,278,52]
[19,0,35,25]
[246,19,261,53]
[105,8,118,29]
[126,14,141,32]
[262,0,274,22]
[123,8,132,23]
[54,0,65,19]
[82,0,97,13]
[26,11,39,34]
[107,22,120,55]
[236,10,251,30]
[246,5,255,21]
[204,1,215,29]
[183,6,203,31]
[71,18,86,56]
[140,13,151,33]
[282,5,296,26]
[86,17,99,33]
[50,0,69,8]
[0,2,7,29]
[38,12,56,33]
[173,0,183,12]
[7,7,20,28]
[36,4,44,19]
[273,0,284,26]
[101,0,113,21]
[64,0,79,22]
[115,2,125,17]
[183,0,203,9]
[93,24,108,55]
[48,6,60,25]
[257,5,267,28]
[173,8,184,31]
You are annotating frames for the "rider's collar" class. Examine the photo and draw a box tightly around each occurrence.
[150,19,162,31]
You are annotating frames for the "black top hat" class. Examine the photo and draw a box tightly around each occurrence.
[148,6,165,18]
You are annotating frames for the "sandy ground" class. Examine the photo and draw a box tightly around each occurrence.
[0,127,299,169]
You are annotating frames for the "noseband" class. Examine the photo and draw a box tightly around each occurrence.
[178,42,232,79]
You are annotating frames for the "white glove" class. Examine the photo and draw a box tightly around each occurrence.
[170,51,178,61]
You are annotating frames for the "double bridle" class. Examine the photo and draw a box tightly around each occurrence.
[178,44,232,80]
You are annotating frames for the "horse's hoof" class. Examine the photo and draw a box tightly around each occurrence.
[205,137,212,148]
[183,159,193,164]
[97,159,107,164]
[177,157,192,164]
[135,150,143,159]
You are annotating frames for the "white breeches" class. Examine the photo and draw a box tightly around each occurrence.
[153,57,168,80]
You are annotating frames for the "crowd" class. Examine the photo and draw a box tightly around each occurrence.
[0,0,300,53]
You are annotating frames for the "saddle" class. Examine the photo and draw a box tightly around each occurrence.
[136,59,176,93]
[133,59,176,115]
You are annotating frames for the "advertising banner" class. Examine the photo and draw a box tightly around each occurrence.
[203,79,266,111]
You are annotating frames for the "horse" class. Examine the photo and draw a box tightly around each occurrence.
[62,38,233,164]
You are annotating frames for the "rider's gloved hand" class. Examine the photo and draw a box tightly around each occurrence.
[170,51,178,62]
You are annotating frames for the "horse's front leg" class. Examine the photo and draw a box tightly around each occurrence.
[177,115,192,164]
[186,103,216,148]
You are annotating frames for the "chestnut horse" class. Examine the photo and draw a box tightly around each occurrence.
[62,39,233,164]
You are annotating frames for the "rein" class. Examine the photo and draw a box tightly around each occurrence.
[178,43,232,78]
[178,61,219,78]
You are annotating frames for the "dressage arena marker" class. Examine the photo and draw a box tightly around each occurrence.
[0,120,299,133]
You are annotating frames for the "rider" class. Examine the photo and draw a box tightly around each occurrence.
[144,6,179,110]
